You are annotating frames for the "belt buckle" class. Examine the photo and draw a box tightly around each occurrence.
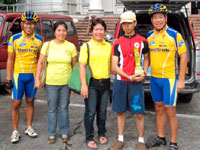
[99,79,103,83]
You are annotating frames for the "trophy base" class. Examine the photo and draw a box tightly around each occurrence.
[135,67,144,75]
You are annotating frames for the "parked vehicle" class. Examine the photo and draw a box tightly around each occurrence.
[0,12,79,86]
[113,0,200,103]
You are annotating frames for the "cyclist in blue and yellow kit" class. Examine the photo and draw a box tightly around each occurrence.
[145,4,187,150]
[5,11,43,143]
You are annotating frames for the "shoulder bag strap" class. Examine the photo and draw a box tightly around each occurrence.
[86,42,90,64]
[46,41,50,58]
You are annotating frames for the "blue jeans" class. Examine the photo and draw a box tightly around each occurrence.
[45,84,70,136]
[84,79,110,142]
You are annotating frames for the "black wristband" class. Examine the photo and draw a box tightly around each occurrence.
[5,80,13,89]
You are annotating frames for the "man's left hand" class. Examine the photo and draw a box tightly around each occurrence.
[177,79,185,92]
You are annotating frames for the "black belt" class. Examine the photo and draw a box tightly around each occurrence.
[91,78,110,83]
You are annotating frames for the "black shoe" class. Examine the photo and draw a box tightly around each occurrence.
[146,136,167,148]
[61,135,69,143]
[48,136,56,144]
[170,143,178,150]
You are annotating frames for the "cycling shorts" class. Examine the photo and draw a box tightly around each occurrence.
[12,73,37,100]
[150,77,178,106]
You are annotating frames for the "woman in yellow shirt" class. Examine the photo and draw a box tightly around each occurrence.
[79,18,112,149]
[35,21,77,144]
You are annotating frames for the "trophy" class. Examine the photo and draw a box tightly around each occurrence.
[134,43,144,75]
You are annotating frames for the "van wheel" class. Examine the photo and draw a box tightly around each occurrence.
[178,93,193,103]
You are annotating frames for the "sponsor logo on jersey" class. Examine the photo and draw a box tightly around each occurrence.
[179,40,185,47]
[8,42,12,46]
[159,45,167,47]
[31,46,38,48]
[150,48,169,52]
[150,41,155,46]
[19,43,26,47]
[18,49,38,52]
[162,34,166,39]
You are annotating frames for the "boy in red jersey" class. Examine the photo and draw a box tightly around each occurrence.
[110,11,149,150]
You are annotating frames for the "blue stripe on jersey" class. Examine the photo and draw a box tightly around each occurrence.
[147,30,154,39]
[35,34,43,42]
[166,27,179,79]
[166,27,178,49]
[13,32,22,42]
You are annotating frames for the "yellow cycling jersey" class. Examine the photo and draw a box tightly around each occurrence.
[8,31,43,73]
[147,25,186,79]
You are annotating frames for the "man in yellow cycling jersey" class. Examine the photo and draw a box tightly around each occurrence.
[145,4,187,150]
[5,11,43,143]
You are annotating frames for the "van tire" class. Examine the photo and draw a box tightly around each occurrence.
[178,93,193,103]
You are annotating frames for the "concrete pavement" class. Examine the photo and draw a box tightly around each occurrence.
[0,89,200,150]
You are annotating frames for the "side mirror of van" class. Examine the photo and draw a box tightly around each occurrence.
[105,32,114,43]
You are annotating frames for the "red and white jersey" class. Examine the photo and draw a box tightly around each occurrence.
[112,34,149,81]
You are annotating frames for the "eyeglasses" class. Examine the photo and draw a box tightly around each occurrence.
[24,21,36,26]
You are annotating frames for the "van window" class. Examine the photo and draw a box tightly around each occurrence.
[10,19,21,35]
[35,21,41,36]
[2,18,21,43]
[0,16,3,28]
[53,20,76,36]
[42,20,54,39]
[2,17,14,43]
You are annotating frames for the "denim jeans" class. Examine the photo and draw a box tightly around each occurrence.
[45,84,70,136]
[84,79,110,142]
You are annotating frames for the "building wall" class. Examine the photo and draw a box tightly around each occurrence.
[18,0,69,14]
[16,0,191,17]
[17,0,123,15]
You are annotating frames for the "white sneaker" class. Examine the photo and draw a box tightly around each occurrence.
[24,126,38,137]
[11,130,21,143]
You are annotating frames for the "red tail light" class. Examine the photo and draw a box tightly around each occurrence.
[196,73,200,76]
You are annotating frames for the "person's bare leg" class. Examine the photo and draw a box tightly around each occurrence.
[117,112,126,136]
[12,100,22,131]
[25,98,34,127]
[165,106,178,143]
[135,114,144,138]
[155,102,167,137]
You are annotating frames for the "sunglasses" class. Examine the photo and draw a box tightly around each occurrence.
[24,21,36,26]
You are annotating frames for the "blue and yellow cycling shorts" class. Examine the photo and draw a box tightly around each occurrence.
[12,73,37,100]
[150,77,178,106]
